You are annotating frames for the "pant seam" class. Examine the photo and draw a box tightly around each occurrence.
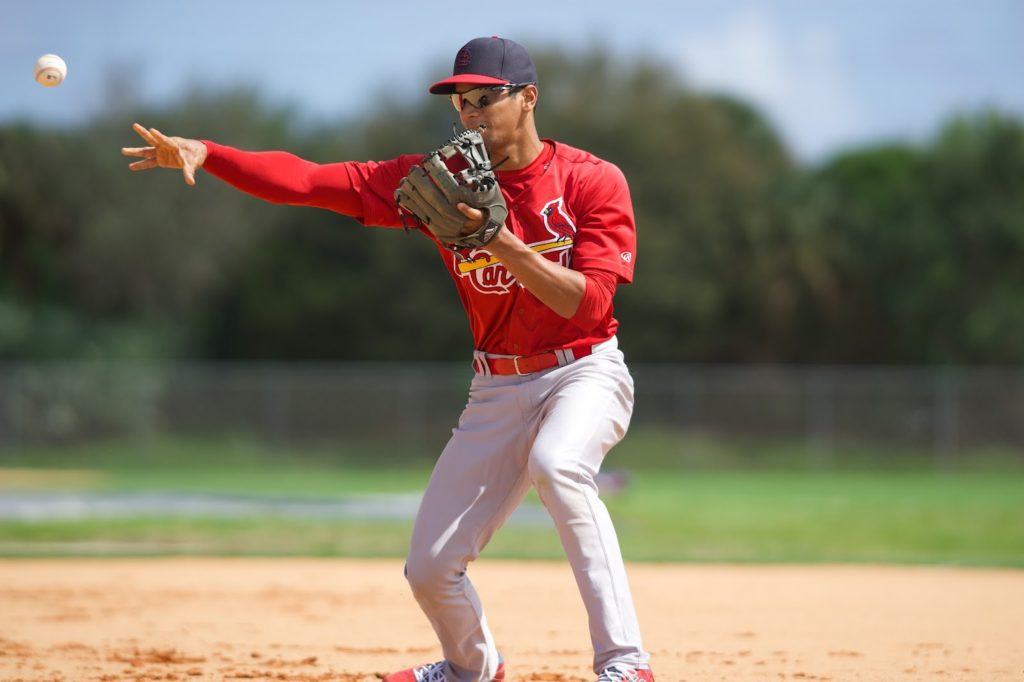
[579,392,630,654]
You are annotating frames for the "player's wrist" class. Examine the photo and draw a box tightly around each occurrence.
[185,138,208,169]
[481,225,519,256]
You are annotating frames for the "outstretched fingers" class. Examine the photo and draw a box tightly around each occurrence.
[148,127,175,148]
[127,158,158,171]
[131,122,158,146]
[122,123,157,165]
[120,146,152,158]
[122,122,202,185]
[122,124,174,158]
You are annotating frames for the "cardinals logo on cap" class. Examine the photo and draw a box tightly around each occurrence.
[455,48,472,67]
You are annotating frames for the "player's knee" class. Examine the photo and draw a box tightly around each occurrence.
[528,449,586,491]
[404,553,458,597]
[403,558,441,596]
[527,450,552,488]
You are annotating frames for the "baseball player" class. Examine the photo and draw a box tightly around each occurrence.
[122,36,653,682]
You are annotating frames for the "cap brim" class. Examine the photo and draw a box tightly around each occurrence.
[428,74,510,95]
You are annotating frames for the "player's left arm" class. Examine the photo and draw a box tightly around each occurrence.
[458,160,636,322]
[475,224,587,318]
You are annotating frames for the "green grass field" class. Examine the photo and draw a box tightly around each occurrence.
[2,433,1022,566]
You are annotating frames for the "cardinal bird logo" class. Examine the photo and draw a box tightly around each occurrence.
[540,197,576,241]
[452,196,578,295]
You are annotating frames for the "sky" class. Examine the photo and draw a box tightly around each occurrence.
[2,0,1022,162]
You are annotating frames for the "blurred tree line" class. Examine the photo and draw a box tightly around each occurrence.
[1,47,1023,365]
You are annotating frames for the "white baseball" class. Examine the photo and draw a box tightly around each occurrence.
[34,54,67,87]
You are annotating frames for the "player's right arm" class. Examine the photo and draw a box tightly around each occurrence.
[120,122,415,227]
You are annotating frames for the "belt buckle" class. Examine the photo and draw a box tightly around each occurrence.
[512,355,526,376]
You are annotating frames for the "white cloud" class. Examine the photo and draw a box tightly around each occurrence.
[673,6,865,160]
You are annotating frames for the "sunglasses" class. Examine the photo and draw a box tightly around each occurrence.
[451,84,529,112]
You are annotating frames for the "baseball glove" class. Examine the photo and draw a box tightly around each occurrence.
[395,127,507,251]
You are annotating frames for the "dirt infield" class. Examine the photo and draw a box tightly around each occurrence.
[1,559,1022,681]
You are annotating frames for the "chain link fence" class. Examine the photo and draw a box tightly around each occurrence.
[1,362,1022,463]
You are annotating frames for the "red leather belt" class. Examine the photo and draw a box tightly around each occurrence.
[473,343,595,376]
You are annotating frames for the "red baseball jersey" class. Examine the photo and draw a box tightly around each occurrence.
[203,139,637,356]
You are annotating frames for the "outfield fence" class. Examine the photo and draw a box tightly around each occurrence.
[1,362,1022,464]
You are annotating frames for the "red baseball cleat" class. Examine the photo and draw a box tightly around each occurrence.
[596,665,655,682]
[383,659,505,682]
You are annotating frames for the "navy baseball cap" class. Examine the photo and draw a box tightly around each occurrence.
[429,36,538,94]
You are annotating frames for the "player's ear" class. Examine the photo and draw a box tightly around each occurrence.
[520,85,538,112]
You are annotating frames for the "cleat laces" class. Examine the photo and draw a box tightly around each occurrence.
[596,665,641,682]
[412,661,450,682]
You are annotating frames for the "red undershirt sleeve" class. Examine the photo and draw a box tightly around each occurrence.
[201,141,367,214]
[200,141,419,228]
[570,268,618,331]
